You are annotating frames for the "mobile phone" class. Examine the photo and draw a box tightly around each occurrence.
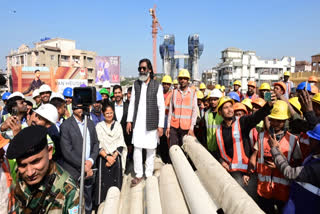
[269,127,274,136]
[264,92,272,102]
[11,108,18,116]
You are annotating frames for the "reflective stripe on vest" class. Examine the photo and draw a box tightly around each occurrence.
[300,134,310,145]
[249,128,258,150]
[258,174,289,186]
[297,182,320,196]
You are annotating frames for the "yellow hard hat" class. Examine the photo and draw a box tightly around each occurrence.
[233,80,241,86]
[241,98,253,110]
[178,69,190,79]
[284,71,291,76]
[221,86,225,91]
[312,93,320,105]
[217,96,234,112]
[215,84,221,90]
[259,83,271,91]
[199,83,206,90]
[173,79,178,84]
[196,90,204,99]
[289,97,302,114]
[268,100,290,120]
[206,92,211,99]
[162,75,172,84]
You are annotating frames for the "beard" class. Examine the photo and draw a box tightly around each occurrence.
[139,72,149,82]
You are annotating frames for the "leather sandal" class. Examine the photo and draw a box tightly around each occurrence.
[130,177,143,188]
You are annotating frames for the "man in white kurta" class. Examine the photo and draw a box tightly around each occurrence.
[127,59,165,187]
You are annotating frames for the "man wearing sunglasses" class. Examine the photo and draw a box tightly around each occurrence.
[126,58,165,187]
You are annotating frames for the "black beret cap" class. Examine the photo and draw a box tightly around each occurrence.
[7,125,48,159]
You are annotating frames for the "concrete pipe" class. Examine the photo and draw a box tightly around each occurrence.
[119,175,131,214]
[146,176,162,214]
[182,135,264,214]
[159,164,189,214]
[129,179,145,214]
[97,202,105,214]
[169,145,218,214]
[102,186,120,214]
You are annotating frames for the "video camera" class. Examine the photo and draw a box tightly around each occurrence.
[73,87,96,107]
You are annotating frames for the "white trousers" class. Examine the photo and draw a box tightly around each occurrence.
[133,147,156,178]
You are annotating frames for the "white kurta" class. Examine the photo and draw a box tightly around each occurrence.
[127,81,165,149]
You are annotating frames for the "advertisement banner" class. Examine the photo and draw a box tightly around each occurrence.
[95,56,120,85]
[56,79,88,94]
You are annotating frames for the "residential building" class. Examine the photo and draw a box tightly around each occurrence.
[295,61,312,72]
[201,68,218,86]
[312,53,320,72]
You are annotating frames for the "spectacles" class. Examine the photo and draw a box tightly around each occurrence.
[138,66,147,72]
[105,112,114,115]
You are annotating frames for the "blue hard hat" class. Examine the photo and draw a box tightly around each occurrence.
[297,82,311,92]
[228,91,240,102]
[96,92,102,102]
[307,124,320,141]
[63,87,73,98]
[2,92,11,101]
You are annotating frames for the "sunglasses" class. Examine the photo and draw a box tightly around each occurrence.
[138,66,147,72]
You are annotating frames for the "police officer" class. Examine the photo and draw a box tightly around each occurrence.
[7,125,80,213]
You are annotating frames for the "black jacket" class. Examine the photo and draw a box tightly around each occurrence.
[113,100,132,145]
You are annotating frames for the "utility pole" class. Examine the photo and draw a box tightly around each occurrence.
[149,5,162,74]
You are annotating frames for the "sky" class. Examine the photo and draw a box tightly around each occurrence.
[0,0,319,77]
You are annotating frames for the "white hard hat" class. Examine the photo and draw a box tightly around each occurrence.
[8,92,25,100]
[32,89,40,99]
[102,80,111,88]
[210,89,223,98]
[39,84,52,94]
[50,92,64,101]
[35,104,58,124]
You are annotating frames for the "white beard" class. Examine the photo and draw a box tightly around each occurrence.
[139,72,149,82]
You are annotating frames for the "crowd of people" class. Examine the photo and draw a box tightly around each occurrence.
[0,62,319,213]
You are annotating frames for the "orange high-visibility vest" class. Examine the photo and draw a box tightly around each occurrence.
[164,90,173,116]
[216,119,249,173]
[249,128,259,151]
[2,159,15,213]
[170,88,195,130]
[257,131,298,201]
[299,132,310,161]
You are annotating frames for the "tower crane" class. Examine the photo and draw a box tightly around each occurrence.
[149,5,162,74]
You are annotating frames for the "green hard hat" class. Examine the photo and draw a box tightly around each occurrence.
[99,88,109,95]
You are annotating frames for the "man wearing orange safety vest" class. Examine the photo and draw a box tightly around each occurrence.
[282,71,294,99]
[245,81,259,100]
[216,94,275,202]
[247,100,302,213]
[166,69,197,147]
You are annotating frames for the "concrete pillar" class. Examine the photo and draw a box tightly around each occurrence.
[97,202,105,214]
[102,187,120,214]
[159,164,189,214]
[146,176,162,214]
[182,135,264,214]
[169,145,218,214]
[119,175,131,214]
[129,178,145,214]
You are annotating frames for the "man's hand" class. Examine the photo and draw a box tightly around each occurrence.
[243,175,250,186]
[84,160,93,172]
[126,122,132,135]
[1,116,13,132]
[165,128,170,138]
[9,116,21,136]
[221,161,230,171]
[187,129,195,137]
[265,160,276,169]
[299,90,313,113]
[85,169,93,178]
[268,92,277,107]
[268,134,280,149]
[157,127,163,137]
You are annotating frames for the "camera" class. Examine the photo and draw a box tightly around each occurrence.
[73,87,96,107]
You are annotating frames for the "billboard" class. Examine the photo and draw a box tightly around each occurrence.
[95,56,120,85]
[11,66,88,95]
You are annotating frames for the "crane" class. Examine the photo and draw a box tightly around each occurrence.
[149,5,162,74]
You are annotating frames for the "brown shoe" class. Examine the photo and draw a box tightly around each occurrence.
[130,177,143,188]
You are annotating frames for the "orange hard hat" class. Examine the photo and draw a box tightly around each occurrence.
[308,76,318,83]
[0,135,9,149]
[311,85,319,94]
[247,81,256,88]
[274,82,287,93]
[233,102,248,115]
[252,98,266,108]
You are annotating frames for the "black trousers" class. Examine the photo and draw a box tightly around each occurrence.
[169,127,189,147]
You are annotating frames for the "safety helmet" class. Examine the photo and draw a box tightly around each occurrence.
[228,91,240,102]
[2,92,11,101]
[196,91,204,99]
[311,85,319,94]
[215,84,221,90]
[274,82,287,93]
[178,69,190,79]
[307,124,320,141]
[162,75,172,84]
[8,92,25,100]
[99,88,109,95]
[247,81,256,88]
[50,92,64,101]
[233,80,241,87]
[241,98,253,110]
[96,92,102,102]
[110,92,114,97]
[284,71,291,76]
[252,98,266,108]
[39,84,52,94]
[220,86,225,92]
[102,80,111,88]
[268,100,290,120]
[34,104,58,124]
[297,82,311,92]
[210,89,223,98]
[259,83,271,91]
[233,103,248,115]
[289,97,302,114]
[32,89,40,99]
[312,93,320,105]
[173,79,178,85]
[63,87,73,98]
[308,76,318,83]
[217,96,234,112]
[199,83,206,90]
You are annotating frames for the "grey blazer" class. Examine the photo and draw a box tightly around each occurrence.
[60,115,99,180]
